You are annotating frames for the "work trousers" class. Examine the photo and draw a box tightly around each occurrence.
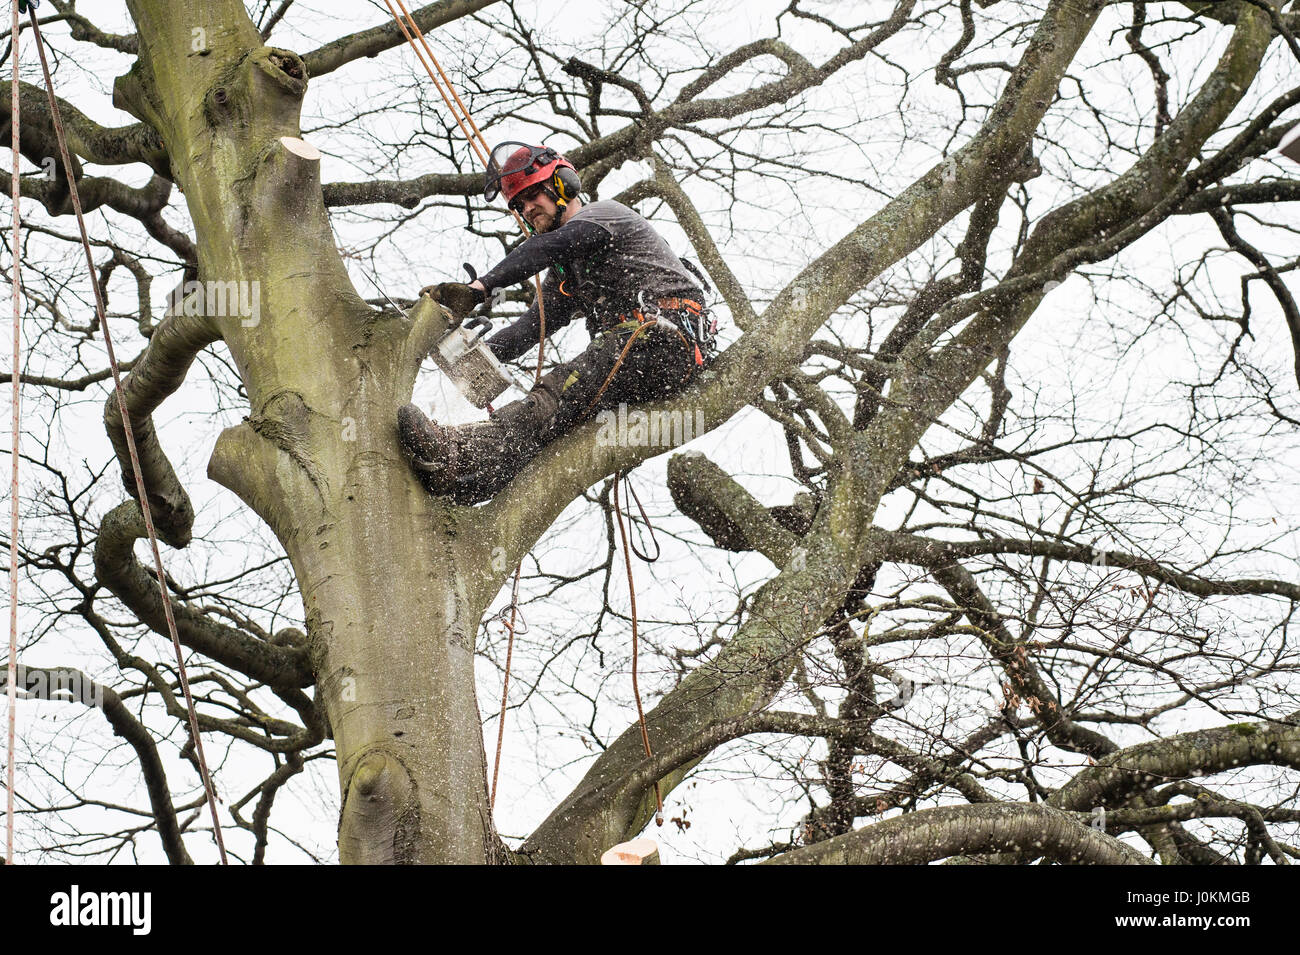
[448,316,700,502]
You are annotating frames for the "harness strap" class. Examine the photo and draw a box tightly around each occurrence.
[580,310,700,418]
[657,297,702,313]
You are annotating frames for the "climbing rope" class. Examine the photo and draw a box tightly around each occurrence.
[621,471,660,563]
[613,472,663,825]
[489,568,519,807]
[5,0,22,867]
[380,0,549,375]
[21,7,227,862]
[382,4,667,824]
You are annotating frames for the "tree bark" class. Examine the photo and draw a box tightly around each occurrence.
[763,803,1153,865]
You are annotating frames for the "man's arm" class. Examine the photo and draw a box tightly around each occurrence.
[477,218,609,292]
[485,270,579,362]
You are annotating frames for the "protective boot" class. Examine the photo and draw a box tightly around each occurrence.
[446,383,560,501]
[396,382,561,503]
[396,403,465,498]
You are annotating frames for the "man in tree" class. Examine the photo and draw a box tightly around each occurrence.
[397,142,714,503]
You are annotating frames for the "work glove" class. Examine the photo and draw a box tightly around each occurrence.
[419,282,485,324]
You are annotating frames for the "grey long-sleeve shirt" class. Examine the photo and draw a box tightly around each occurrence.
[482,200,702,362]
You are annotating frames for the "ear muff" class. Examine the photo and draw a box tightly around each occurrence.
[552,166,582,206]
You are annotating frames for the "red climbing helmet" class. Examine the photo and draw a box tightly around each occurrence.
[484,141,580,209]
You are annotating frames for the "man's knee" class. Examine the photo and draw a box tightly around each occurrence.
[496,383,560,429]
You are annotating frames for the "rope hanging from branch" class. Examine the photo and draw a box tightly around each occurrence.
[614,472,664,826]
[5,0,23,868]
[18,5,227,864]
[381,0,555,811]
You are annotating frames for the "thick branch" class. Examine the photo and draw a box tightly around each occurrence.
[880,529,1300,601]
[763,803,1152,865]
[42,2,139,53]
[1054,712,1300,812]
[643,155,757,329]
[1177,178,1300,212]
[322,170,478,208]
[875,4,1274,517]
[92,502,314,689]
[15,664,191,864]
[103,305,220,547]
[0,80,168,175]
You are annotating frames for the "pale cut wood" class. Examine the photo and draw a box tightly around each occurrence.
[600,838,661,865]
[280,136,320,160]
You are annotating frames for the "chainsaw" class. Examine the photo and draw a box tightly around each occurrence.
[363,264,519,409]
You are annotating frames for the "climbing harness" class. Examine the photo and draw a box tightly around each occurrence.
[581,298,708,420]
[646,293,713,368]
[8,3,227,862]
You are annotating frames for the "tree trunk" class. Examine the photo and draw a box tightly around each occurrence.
[118,0,506,863]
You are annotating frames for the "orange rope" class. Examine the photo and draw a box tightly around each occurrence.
[580,320,678,419]
[25,9,227,863]
[380,0,548,376]
[489,568,519,807]
[381,0,487,167]
[6,0,22,867]
[614,473,663,825]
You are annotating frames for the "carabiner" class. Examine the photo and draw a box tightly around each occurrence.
[636,289,661,319]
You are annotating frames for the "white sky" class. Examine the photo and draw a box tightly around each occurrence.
[3,0,1299,863]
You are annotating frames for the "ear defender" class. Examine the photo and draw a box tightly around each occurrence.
[553,166,582,206]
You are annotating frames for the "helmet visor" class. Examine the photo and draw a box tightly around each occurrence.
[484,142,552,202]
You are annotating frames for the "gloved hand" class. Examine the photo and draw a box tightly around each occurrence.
[419,282,485,323]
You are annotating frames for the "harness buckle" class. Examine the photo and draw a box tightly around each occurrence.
[636,289,662,320]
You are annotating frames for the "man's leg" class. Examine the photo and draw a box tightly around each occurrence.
[594,320,696,409]
[398,321,697,503]
[398,329,630,502]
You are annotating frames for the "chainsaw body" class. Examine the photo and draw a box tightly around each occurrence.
[431,326,513,408]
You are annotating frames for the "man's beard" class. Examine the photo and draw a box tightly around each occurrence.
[532,211,557,232]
